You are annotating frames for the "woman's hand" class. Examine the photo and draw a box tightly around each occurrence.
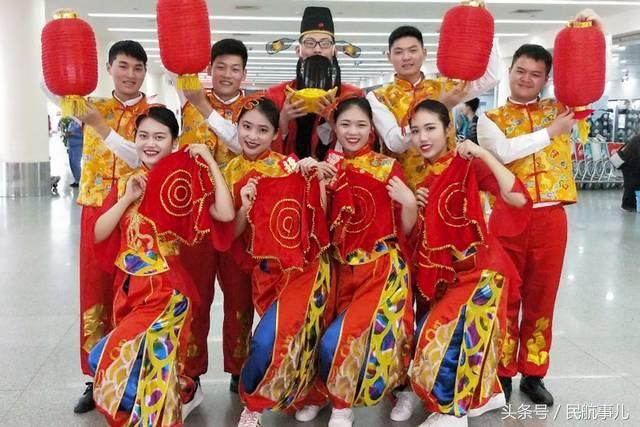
[298,157,320,176]
[456,139,487,161]
[316,161,338,181]
[415,187,430,209]
[387,176,417,207]
[123,175,147,204]
[240,178,259,210]
[186,143,215,165]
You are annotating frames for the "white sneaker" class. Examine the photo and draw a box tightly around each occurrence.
[418,413,468,427]
[182,381,204,421]
[328,408,354,427]
[468,393,506,417]
[390,391,419,421]
[238,408,262,427]
[295,404,323,422]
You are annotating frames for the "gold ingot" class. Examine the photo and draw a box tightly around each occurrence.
[286,86,338,114]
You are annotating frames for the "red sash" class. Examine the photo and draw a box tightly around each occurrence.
[330,167,397,260]
[415,156,487,300]
[137,148,233,251]
[247,173,329,270]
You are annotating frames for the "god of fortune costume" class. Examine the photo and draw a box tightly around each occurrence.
[265,6,364,160]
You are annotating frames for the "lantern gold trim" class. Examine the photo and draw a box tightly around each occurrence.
[461,0,485,7]
[53,9,79,20]
[568,21,593,29]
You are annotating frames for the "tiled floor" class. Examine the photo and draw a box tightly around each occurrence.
[1,160,639,426]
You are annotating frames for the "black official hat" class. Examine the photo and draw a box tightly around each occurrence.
[266,6,361,58]
[300,7,335,37]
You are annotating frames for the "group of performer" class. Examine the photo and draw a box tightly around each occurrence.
[64,4,604,427]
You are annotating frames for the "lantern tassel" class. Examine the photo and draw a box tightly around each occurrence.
[60,95,88,118]
[176,74,202,91]
[577,118,590,143]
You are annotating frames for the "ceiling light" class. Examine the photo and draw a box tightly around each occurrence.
[109,28,527,37]
[307,0,640,5]
[133,40,434,48]
[247,56,417,62]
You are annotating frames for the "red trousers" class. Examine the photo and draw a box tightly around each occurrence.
[497,205,568,378]
[181,241,217,379]
[79,206,115,375]
[217,251,253,376]
[181,244,254,378]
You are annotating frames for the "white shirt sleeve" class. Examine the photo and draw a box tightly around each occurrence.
[317,122,332,146]
[462,40,501,102]
[42,81,141,168]
[477,113,552,164]
[104,130,140,168]
[206,110,242,154]
[366,91,412,154]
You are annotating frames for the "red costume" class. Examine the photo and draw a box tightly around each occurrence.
[77,95,149,375]
[179,93,253,378]
[479,99,576,378]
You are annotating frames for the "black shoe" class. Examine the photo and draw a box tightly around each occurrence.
[230,375,240,394]
[70,182,79,188]
[499,376,512,402]
[520,376,554,406]
[73,382,96,414]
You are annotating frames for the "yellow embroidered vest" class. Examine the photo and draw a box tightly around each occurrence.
[223,150,291,206]
[179,92,245,169]
[77,96,149,207]
[373,76,456,190]
[485,99,577,204]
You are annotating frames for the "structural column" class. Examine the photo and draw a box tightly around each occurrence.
[0,0,50,197]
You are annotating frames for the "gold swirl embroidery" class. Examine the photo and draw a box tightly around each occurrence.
[160,169,193,217]
[82,304,108,353]
[526,317,550,366]
[268,199,303,249]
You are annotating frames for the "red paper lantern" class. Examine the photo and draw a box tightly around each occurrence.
[157,0,211,90]
[437,1,495,81]
[41,9,97,117]
[554,21,606,120]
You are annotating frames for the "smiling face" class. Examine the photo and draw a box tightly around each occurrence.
[238,109,277,160]
[107,54,146,101]
[134,117,175,168]
[388,36,426,83]
[335,105,372,156]
[296,31,336,59]
[210,54,246,101]
[410,109,450,163]
[508,55,549,103]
